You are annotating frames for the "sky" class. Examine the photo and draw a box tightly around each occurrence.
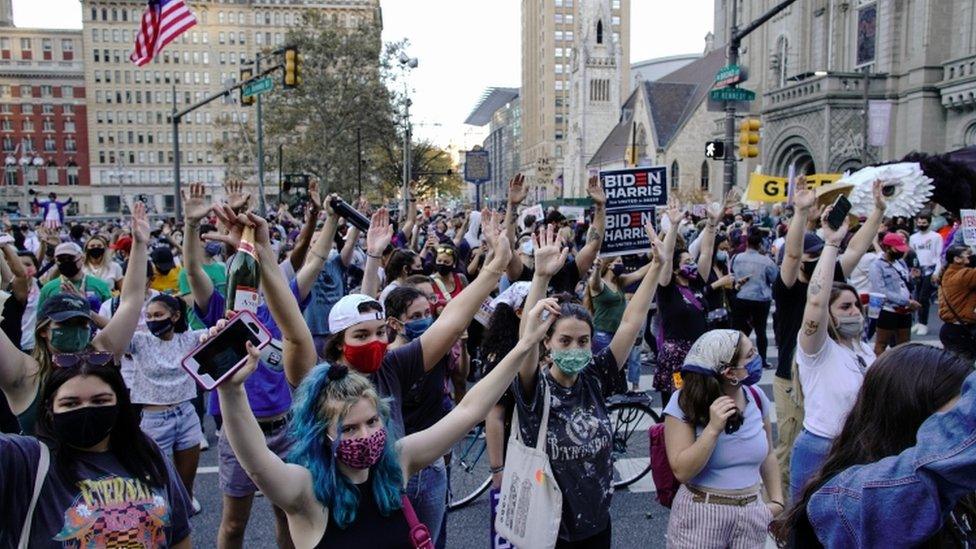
[12,0,714,148]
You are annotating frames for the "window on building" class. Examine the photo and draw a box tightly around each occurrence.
[565,31,573,41]
[62,86,73,98]
[20,38,31,51]
[1,137,12,151]
[0,120,11,131]
[63,104,72,114]
[0,104,9,114]
[0,37,9,51]
[856,2,877,66]
[555,31,563,41]
[66,163,78,185]
[43,119,54,132]
[22,120,33,132]
[43,138,55,154]
[670,161,680,189]
[20,85,32,97]
[40,85,52,97]
[597,20,603,44]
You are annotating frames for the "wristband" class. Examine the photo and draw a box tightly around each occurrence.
[366,252,383,259]
[825,242,841,249]
[769,500,785,509]
[490,466,504,474]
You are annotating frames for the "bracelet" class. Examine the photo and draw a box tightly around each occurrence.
[366,252,383,259]
[769,500,785,509]
[490,466,504,474]
[825,242,841,249]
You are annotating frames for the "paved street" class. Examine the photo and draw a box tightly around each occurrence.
[188,317,945,547]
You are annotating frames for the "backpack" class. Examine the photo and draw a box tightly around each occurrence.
[649,385,764,508]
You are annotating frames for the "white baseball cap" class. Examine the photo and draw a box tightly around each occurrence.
[328,294,384,334]
[54,242,83,257]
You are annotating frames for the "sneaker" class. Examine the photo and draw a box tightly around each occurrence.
[199,437,209,451]
[191,497,202,516]
[916,324,929,336]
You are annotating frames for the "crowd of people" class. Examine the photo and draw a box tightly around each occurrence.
[0,172,974,548]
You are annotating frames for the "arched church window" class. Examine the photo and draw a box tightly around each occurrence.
[671,160,680,189]
[597,20,604,44]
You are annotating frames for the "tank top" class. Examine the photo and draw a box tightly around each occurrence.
[315,475,412,548]
[15,389,40,435]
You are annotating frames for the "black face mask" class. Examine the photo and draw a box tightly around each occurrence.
[58,259,80,278]
[409,268,426,276]
[889,251,906,261]
[146,318,174,338]
[801,260,819,278]
[436,264,453,276]
[52,404,118,449]
[86,248,105,259]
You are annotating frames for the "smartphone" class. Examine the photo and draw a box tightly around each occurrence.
[826,195,852,231]
[181,310,272,391]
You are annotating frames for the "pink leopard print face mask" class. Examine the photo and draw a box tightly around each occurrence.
[333,428,387,469]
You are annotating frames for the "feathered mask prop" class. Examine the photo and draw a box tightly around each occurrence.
[841,163,933,218]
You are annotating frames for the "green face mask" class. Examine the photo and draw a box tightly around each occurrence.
[50,325,91,353]
[551,348,592,375]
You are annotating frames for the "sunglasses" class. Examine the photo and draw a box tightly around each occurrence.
[53,351,115,369]
[436,247,456,256]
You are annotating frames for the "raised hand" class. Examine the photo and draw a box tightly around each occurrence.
[480,208,501,250]
[533,224,569,277]
[204,204,246,248]
[586,175,606,207]
[182,182,212,223]
[356,196,372,217]
[130,200,150,245]
[507,173,527,205]
[366,208,393,256]
[794,185,817,213]
[645,221,664,262]
[665,196,683,226]
[224,180,251,212]
[523,297,561,344]
[820,206,850,246]
[307,179,323,211]
[244,211,272,248]
[872,179,888,212]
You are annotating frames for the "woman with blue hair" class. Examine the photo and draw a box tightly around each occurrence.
[216,292,560,546]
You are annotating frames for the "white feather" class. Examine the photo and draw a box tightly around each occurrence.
[840,163,933,218]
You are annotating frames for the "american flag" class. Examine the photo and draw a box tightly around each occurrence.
[129,0,197,67]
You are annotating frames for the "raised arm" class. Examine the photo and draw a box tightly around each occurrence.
[399,298,558,477]
[658,198,683,288]
[608,224,663,366]
[360,209,392,299]
[296,194,340,300]
[697,191,737,279]
[517,224,568,395]
[218,347,318,516]
[575,175,606,276]
[288,180,323,273]
[588,257,607,296]
[2,243,29,304]
[180,183,214,311]
[504,174,528,282]
[798,209,848,356]
[93,202,149,356]
[418,211,511,370]
[401,183,418,239]
[781,184,816,288]
[840,181,886,277]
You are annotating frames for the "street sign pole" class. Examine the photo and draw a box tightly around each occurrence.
[723,0,739,195]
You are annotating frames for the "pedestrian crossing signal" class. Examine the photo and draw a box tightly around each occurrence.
[705,141,725,160]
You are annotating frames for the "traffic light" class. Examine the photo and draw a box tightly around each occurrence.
[239,68,255,106]
[738,118,761,158]
[705,140,725,160]
[283,47,302,89]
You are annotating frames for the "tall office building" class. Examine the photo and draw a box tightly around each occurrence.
[81,0,380,214]
[520,0,628,202]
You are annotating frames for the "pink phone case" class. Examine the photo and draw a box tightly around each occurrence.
[181,310,271,391]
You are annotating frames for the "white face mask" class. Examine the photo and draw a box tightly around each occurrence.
[833,315,863,339]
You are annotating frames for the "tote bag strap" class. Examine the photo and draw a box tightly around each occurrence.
[509,380,553,453]
[399,494,434,549]
[18,442,49,549]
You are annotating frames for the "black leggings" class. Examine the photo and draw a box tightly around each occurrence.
[732,298,772,365]
[556,522,611,549]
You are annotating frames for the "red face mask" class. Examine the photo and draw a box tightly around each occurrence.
[342,340,388,374]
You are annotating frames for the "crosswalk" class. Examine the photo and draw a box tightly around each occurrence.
[614,324,944,494]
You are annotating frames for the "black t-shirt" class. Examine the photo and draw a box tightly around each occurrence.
[371,339,426,440]
[315,474,411,548]
[0,435,192,548]
[656,276,709,342]
[512,348,618,542]
[516,259,581,295]
[772,261,846,379]
[0,291,25,354]
[402,353,451,435]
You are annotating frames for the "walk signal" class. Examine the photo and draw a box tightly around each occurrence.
[283,47,302,89]
[705,140,725,160]
[239,68,255,106]
[738,118,761,158]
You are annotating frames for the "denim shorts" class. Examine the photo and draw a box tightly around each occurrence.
[140,400,203,454]
[218,418,294,498]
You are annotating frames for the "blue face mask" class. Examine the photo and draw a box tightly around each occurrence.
[740,354,763,386]
[402,316,433,341]
[715,250,729,263]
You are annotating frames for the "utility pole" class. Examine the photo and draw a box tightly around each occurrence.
[278,143,283,201]
[172,84,181,218]
[722,0,800,193]
[357,127,363,197]
[402,97,411,215]
[256,53,267,216]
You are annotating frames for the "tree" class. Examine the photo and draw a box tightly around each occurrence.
[375,139,463,201]
[215,11,402,198]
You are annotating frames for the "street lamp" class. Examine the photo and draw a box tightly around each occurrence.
[398,51,418,217]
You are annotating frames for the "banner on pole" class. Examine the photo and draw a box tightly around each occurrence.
[868,100,893,147]
[746,172,842,203]
[598,166,667,257]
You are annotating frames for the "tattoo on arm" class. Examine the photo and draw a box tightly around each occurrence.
[586,228,603,244]
[803,320,820,336]
[809,279,823,296]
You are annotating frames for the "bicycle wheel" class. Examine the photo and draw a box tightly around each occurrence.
[608,400,660,489]
[446,425,492,511]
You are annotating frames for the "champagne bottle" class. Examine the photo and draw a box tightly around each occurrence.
[329,197,371,232]
[226,225,261,313]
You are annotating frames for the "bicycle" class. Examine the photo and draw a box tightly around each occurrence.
[445,391,661,511]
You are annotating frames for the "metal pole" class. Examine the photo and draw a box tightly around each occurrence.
[256,54,267,216]
[862,70,870,166]
[402,97,411,216]
[357,127,362,197]
[723,0,739,194]
[172,84,182,218]
[277,143,283,203]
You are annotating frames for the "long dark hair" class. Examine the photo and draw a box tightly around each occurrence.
[149,293,189,333]
[482,302,521,370]
[34,362,170,489]
[678,334,745,428]
[773,344,975,546]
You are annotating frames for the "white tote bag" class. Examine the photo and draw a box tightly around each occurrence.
[494,384,562,549]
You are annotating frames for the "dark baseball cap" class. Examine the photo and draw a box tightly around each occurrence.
[803,232,825,255]
[150,247,176,271]
[38,292,91,323]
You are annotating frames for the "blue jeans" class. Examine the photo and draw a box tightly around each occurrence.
[140,400,203,454]
[406,458,447,548]
[790,428,833,502]
[626,344,642,386]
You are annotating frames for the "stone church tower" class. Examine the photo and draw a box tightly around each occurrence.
[0,0,13,27]
[562,0,622,198]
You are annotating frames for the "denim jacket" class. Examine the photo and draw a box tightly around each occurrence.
[729,249,778,302]
[868,257,911,311]
[807,370,976,547]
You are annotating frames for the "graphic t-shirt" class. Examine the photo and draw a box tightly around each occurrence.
[511,348,617,542]
[0,435,191,548]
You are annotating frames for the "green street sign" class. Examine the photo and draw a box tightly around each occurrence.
[709,87,756,102]
[714,64,746,86]
[242,76,273,98]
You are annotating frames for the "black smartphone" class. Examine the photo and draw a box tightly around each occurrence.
[181,311,271,390]
[826,195,852,231]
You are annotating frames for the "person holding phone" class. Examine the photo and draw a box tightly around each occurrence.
[791,207,876,502]
[0,202,150,436]
[216,294,559,546]
[869,232,920,355]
